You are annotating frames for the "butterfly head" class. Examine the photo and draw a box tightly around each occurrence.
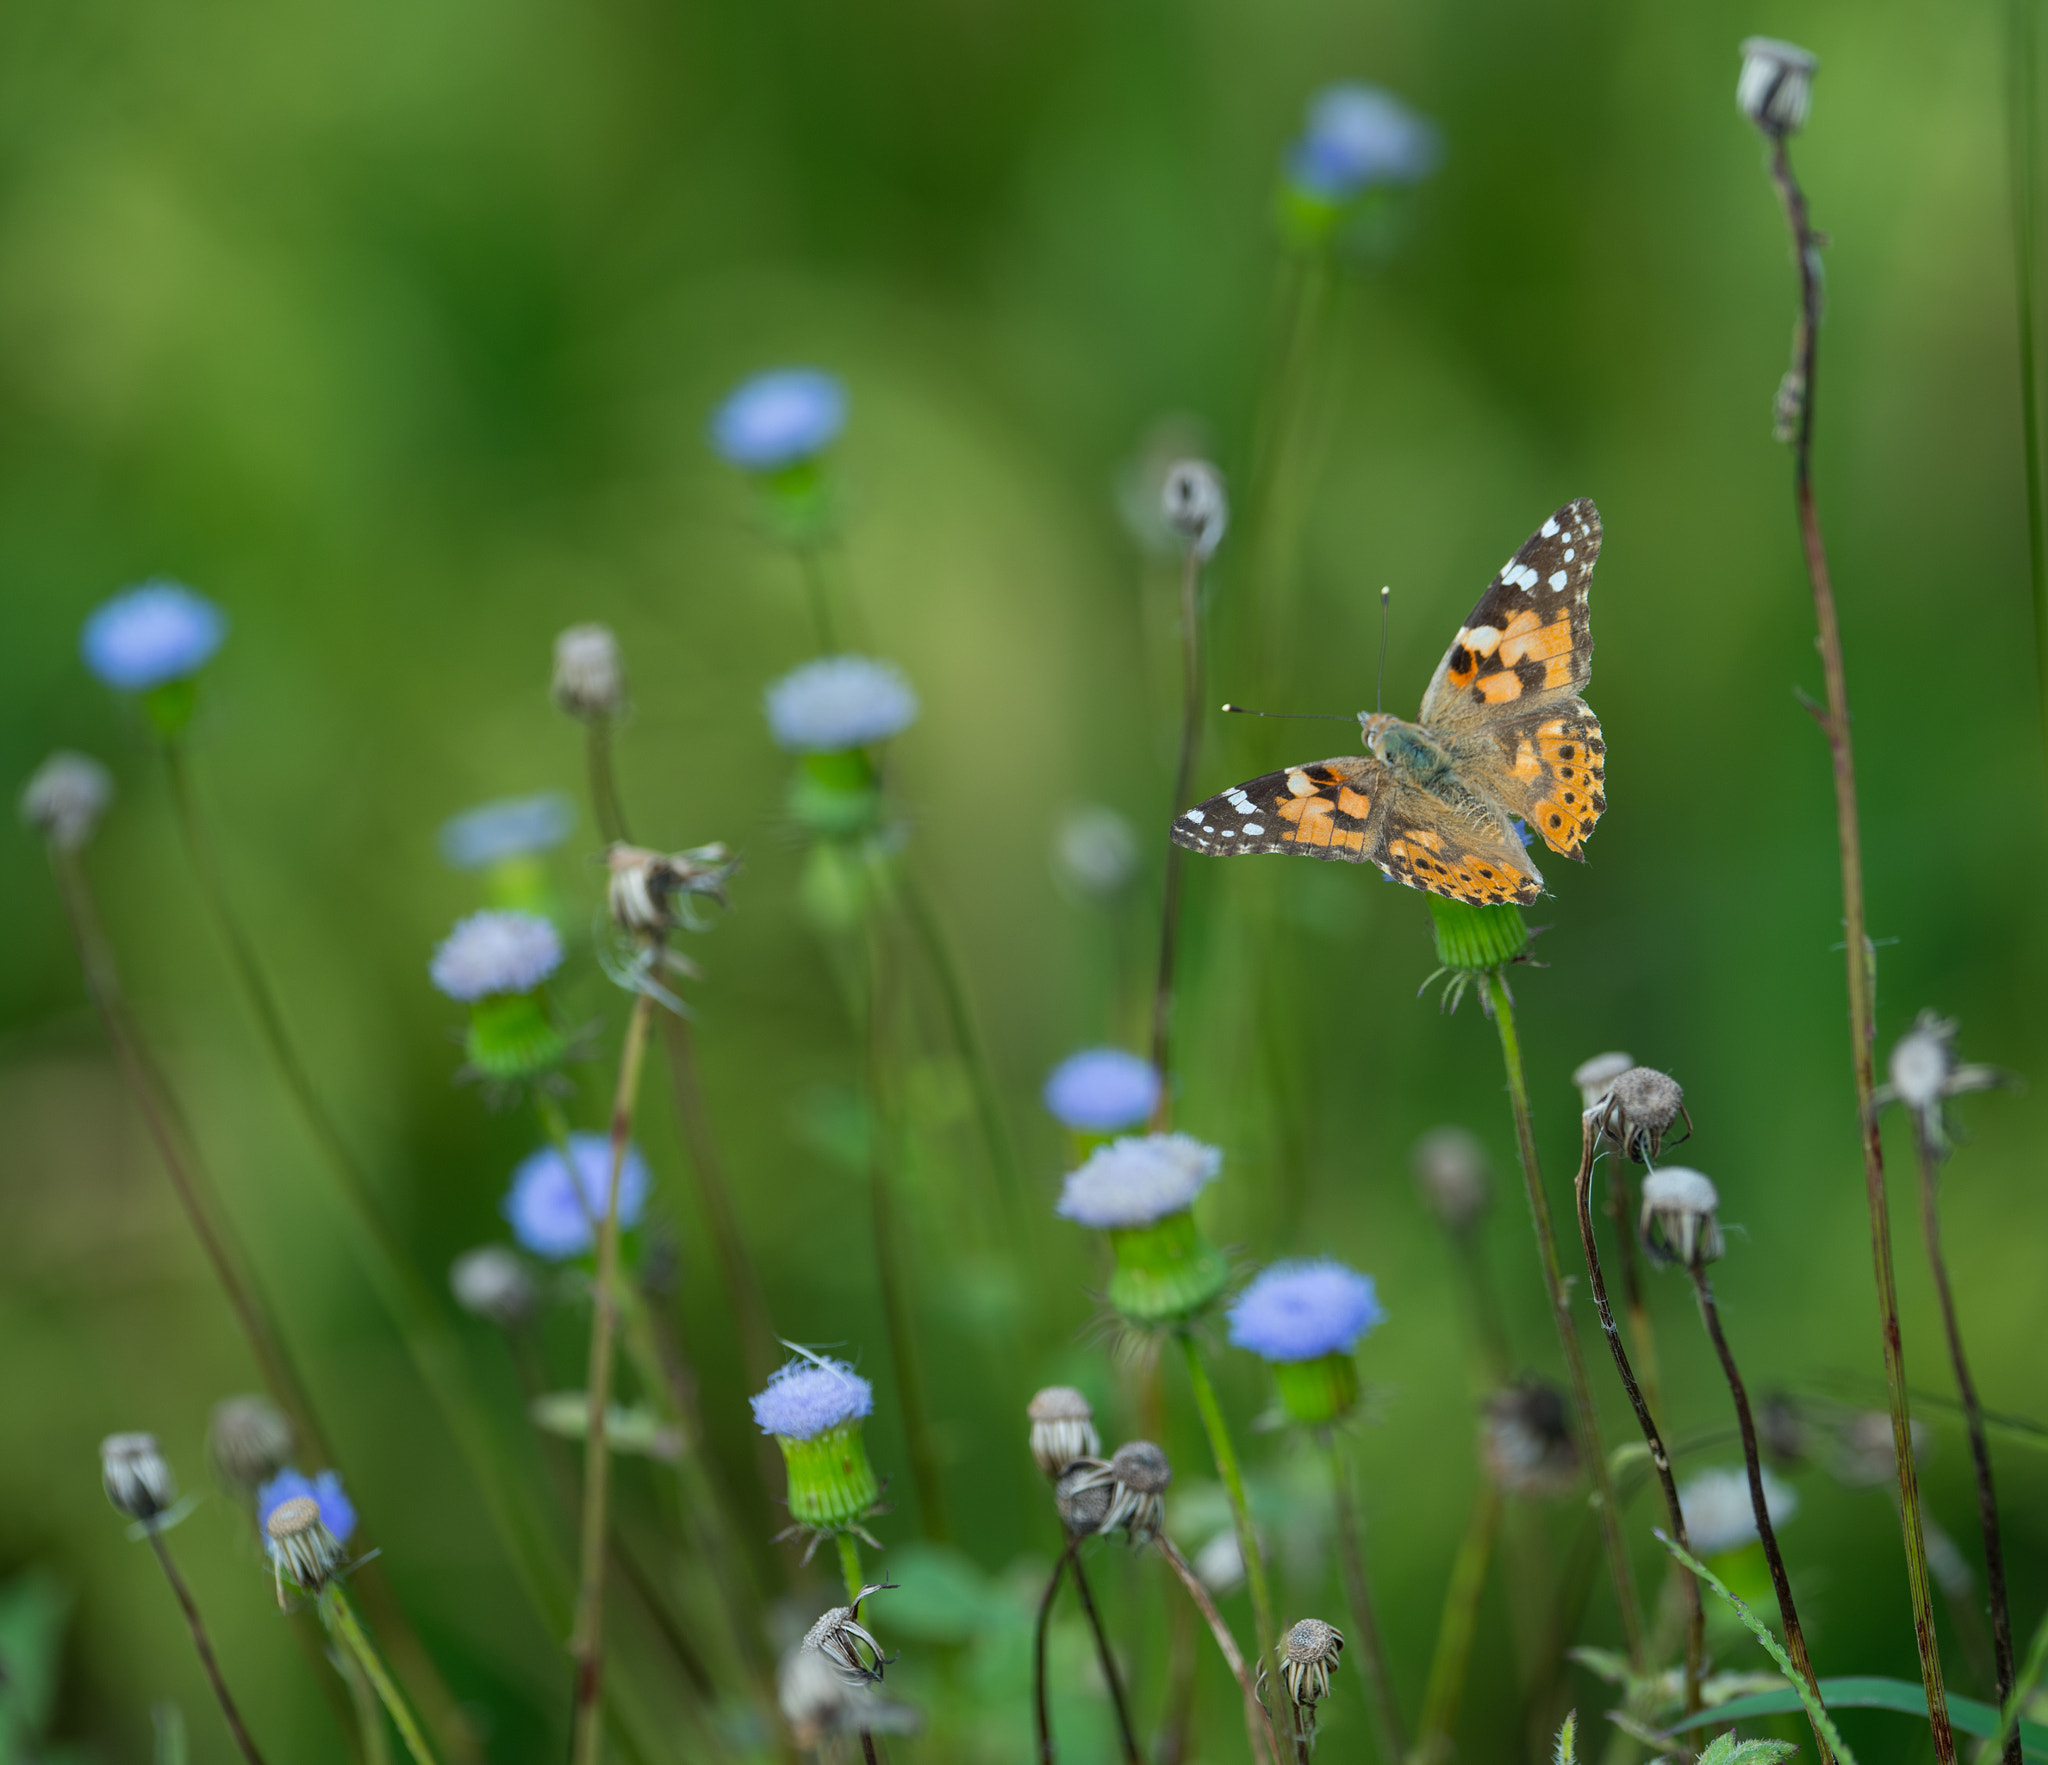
[1357,711,1398,753]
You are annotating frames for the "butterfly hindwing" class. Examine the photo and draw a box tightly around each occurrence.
[1487,705,1608,860]
[1375,789,1545,906]
[1171,758,1386,861]
[1420,498,1600,732]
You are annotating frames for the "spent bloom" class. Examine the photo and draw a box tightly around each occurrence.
[1057,1132,1220,1230]
[504,1134,652,1259]
[1042,1049,1161,1135]
[20,752,114,851]
[765,656,919,753]
[1590,1065,1688,1164]
[429,910,563,1002]
[1483,1381,1580,1497]
[712,368,848,471]
[1027,1386,1100,1479]
[1229,1260,1384,1363]
[1737,38,1818,139]
[81,581,227,691]
[552,622,626,720]
[258,1468,356,1547]
[101,1433,175,1524]
[1875,1011,2005,1150]
[605,842,735,939]
[208,1396,294,1494]
[1639,1167,1724,1269]
[265,1496,345,1604]
[439,795,573,871]
[1060,1441,1172,1544]
[1053,804,1139,897]
[1161,460,1228,560]
[1571,1050,1635,1111]
[1412,1126,1490,1234]
[1289,83,1440,200]
[450,1245,539,1327]
[1679,1465,1797,1557]
[752,1357,874,1441]
[803,1585,891,1685]
[1279,1618,1345,1713]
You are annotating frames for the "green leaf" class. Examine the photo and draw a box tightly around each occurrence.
[1696,1732,1798,1765]
[153,1703,189,1765]
[1663,1676,2048,1759]
[0,1568,73,1755]
[1554,1709,1577,1765]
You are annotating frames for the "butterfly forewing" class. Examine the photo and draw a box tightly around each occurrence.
[1172,759,1385,860]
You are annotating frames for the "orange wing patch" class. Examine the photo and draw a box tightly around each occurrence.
[1526,713,1606,858]
[1380,825,1541,907]
[1276,768,1370,851]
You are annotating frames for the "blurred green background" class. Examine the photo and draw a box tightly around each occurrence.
[3,0,2046,1757]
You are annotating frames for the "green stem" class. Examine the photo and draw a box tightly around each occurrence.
[2010,0,2048,775]
[1411,1478,1502,1765]
[1765,137,1954,1762]
[796,542,840,653]
[586,718,631,848]
[569,988,657,1765]
[1981,1603,2048,1764]
[145,1531,267,1765]
[1324,1440,1402,1763]
[336,1640,395,1765]
[1149,542,1204,1119]
[321,1587,439,1765]
[836,1532,864,1606]
[1483,970,1642,1663]
[1177,1330,1275,1661]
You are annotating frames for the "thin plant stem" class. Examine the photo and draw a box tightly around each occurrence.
[1602,1162,1661,1412]
[1912,1123,2019,1765]
[1176,1329,1276,1661]
[1149,540,1205,1117]
[145,1531,267,1765]
[1068,1555,1143,1765]
[2010,0,2048,770]
[1411,1477,1502,1765]
[337,1642,395,1765]
[795,542,840,652]
[568,988,658,1765]
[1686,1266,1832,1765]
[1483,970,1642,1662]
[1323,1439,1402,1763]
[321,1586,439,1765]
[1981,1603,2048,1764]
[837,1531,864,1606]
[1450,1231,1512,1388]
[1571,1119,1702,1717]
[1761,135,1954,1760]
[1156,1537,1282,1765]
[585,719,631,851]
[1033,1541,1073,1765]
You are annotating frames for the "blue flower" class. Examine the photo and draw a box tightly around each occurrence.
[503,1133,651,1259]
[429,910,564,1001]
[1289,84,1440,201]
[750,1356,874,1440]
[711,368,848,471]
[257,1468,356,1546]
[1056,1133,1221,1230]
[1228,1260,1384,1363]
[81,582,228,691]
[439,794,574,870]
[1043,1049,1161,1134]
[764,656,918,752]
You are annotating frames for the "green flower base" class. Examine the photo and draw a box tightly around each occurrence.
[1271,1351,1360,1428]
[790,749,883,838]
[142,678,200,741]
[779,1423,880,1530]
[1427,895,1530,972]
[756,457,837,546]
[1107,1210,1230,1325]
[481,855,559,921]
[465,991,568,1083]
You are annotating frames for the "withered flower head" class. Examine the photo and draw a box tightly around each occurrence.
[1027,1386,1100,1480]
[1482,1381,1580,1497]
[605,841,736,939]
[1279,1618,1345,1709]
[1589,1065,1688,1164]
[1639,1166,1724,1270]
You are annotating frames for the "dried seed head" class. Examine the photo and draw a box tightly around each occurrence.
[1098,1440,1172,1543]
[1027,1386,1100,1480]
[450,1246,538,1328]
[1279,1619,1345,1709]
[802,1584,891,1684]
[1054,1457,1114,1536]
[1737,37,1818,139]
[605,841,735,939]
[207,1397,294,1493]
[1412,1126,1490,1234]
[1482,1381,1580,1497]
[1161,460,1228,560]
[1570,1050,1635,1111]
[1639,1166,1724,1269]
[101,1433,175,1522]
[21,752,114,851]
[1591,1066,1687,1164]
[1876,1011,2005,1149]
[265,1494,344,1601]
[552,623,626,720]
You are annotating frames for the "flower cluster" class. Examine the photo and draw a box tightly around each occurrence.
[504,1134,652,1259]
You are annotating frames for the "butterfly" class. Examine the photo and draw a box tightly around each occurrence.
[1171,498,1606,907]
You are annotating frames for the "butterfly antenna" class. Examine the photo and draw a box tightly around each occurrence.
[1376,586,1391,714]
[1219,704,1354,720]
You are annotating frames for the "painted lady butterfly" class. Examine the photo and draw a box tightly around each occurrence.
[1171,498,1606,907]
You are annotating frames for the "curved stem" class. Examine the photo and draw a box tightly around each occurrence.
[568,989,657,1765]
[1069,1554,1143,1765]
[1149,542,1205,1118]
[2008,0,2048,773]
[1687,1267,1832,1765]
[1411,1478,1502,1765]
[1177,1329,1275,1661]
[1571,1118,1702,1715]
[585,719,631,848]
[1323,1440,1402,1762]
[1913,1125,2019,1764]
[1157,1538,1282,1765]
[1033,1541,1075,1765]
[1763,135,1953,1761]
[1483,971,1642,1662]
[1601,1161,1660,1412]
[146,1532,267,1765]
[321,1586,439,1765]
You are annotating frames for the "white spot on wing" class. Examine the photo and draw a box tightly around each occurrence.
[1244,823,1265,836]
[1541,517,1560,538]
[1548,570,1567,591]
[1563,547,1575,561]
[1184,808,1205,823]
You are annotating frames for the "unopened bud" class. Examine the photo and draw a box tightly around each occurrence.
[208,1397,294,1493]
[21,752,114,851]
[101,1432,175,1523]
[1570,1050,1634,1112]
[1162,461,1228,560]
[1027,1386,1100,1480]
[1737,38,1817,139]
[1640,1166,1724,1269]
[552,623,626,720]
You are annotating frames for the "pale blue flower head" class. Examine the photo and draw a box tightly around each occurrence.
[429,910,563,1001]
[503,1133,652,1259]
[1057,1132,1221,1230]
[1228,1260,1384,1363]
[765,656,918,752]
[257,1468,356,1545]
[712,368,848,471]
[1679,1465,1798,1556]
[81,581,228,691]
[1290,84,1440,200]
[751,1356,874,1440]
[1043,1049,1161,1134]
[439,794,574,870]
